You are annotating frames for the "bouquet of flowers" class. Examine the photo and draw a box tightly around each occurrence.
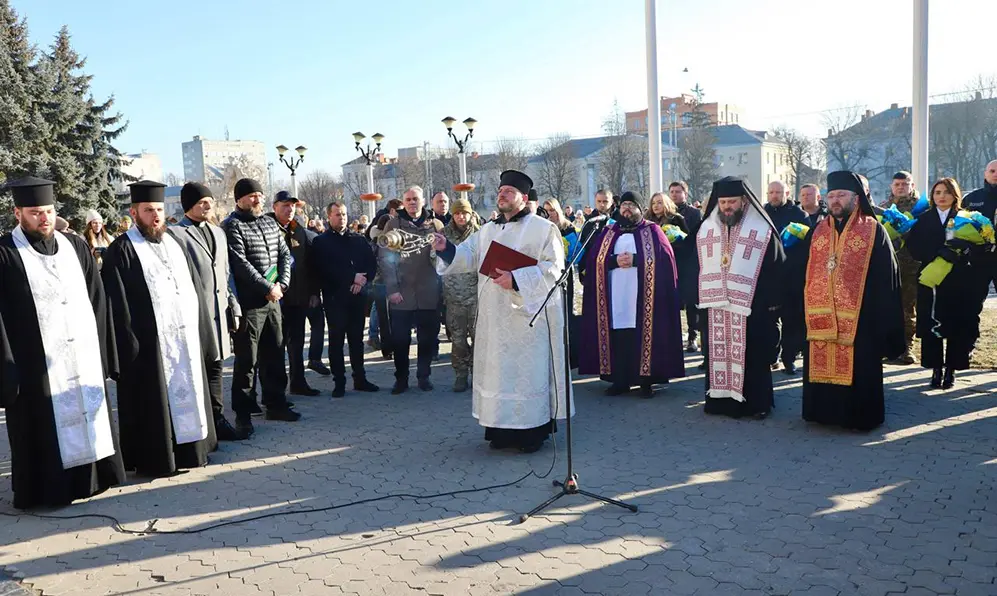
[877,204,917,246]
[661,224,687,244]
[780,222,810,249]
[918,210,996,288]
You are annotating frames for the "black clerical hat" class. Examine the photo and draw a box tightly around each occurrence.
[527,188,539,203]
[703,176,780,236]
[499,170,533,196]
[826,170,874,215]
[4,176,56,207]
[129,180,167,204]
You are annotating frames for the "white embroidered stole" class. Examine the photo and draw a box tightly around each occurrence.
[12,227,116,469]
[126,228,208,445]
[696,209,771,402]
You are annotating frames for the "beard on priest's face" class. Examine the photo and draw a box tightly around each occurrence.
[133,204,166,242]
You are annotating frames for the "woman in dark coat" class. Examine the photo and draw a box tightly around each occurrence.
[646,192,697,353]
[905,177,989,389]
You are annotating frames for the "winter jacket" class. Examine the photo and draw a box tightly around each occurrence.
[266,213,316,307]
[311,228,377,305]
[883,191,922,275]
[378,207,444,311]
[223,208,291,310]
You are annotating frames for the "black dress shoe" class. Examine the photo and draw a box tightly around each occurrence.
[234,416,255,437]
[248,402,263,416]
[331,384,345,398]
[265,407,302,422]
[605,383,631,396]
[930,367,943,388]
[290,385,320,397]
[942,367,955,389]
[354,379,380,392]
[381,350,393,360]
[418,378,434,392]
[391,381,409,395]
[216,416,249,441]
[639,384,654,398]
[307,361,331,376]
[519,442,544,454]
[783,362,797,375]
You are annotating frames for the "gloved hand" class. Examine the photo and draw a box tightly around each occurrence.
[937,247,960,264]
[946,238,973,251]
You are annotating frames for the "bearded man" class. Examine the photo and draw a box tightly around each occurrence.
[800,171,904,431]
[102,181,219,477]
[579,191,684,397]
[697,177,785,419]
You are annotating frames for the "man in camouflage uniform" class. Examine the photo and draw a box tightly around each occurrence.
[881,171,920,364]
[442,199,481,392]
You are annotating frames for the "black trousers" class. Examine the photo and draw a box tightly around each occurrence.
[281,303,309,387]
[232,302,288,417]
[307,304,325,363]
[685,305,701,341]
[205,358,224,417]
[921,335,973,371]
[775,310,805,366]
[390,308,440,382]
[326,298,367,385]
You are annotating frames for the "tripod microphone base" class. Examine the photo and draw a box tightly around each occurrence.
[518,474,638,523]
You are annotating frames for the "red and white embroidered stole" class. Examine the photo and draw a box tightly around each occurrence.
[696,209,771,401]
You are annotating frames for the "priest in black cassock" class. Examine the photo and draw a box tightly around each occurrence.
[578,191,685,397]
[799,171,904,431]
[697,177,784,419]
[102,181,218,477]
[0,177,125,509]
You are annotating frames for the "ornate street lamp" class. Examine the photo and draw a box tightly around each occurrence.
[276,144,307,198]
[442,117,477,200]
[353,131,384,219]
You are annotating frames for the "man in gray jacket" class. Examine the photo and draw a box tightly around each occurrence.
[380,185,445,394]
[223,178,301,436]
[171,182,247,440]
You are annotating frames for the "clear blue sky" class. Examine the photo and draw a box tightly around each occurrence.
[13,0,995,183]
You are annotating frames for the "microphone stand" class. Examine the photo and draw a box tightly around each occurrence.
[519,217,638,523]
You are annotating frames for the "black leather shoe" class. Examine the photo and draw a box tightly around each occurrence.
[930,367,943,388]
[639,384,654,399]
[290,385,320,397]
[331,384,345,398]
[248,402,263,416]
[605,384,631,396]
[942,367,955,389]
[216,416,249,441]
[265,407,302,422]
[391,381,409,395]
[234,416,255,437]
[307,361,331,376]
[354,379,380,392]
[418,378,434,392]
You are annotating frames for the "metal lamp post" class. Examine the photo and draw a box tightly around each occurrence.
[442,117,477,201]
[276,144,307,198]
[353,131,385,220]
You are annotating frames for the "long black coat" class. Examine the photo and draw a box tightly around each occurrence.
[102,230,218,478]
[0,232,125,509]
[905,209,989,343]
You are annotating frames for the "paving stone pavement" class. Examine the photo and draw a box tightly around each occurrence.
[1,340,996,596]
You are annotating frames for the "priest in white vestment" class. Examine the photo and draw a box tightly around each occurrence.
[433,170,573,453]
[102,181,218,477]
[0,177,125,509]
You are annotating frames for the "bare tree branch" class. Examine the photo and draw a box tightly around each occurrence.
[533,133,579,200]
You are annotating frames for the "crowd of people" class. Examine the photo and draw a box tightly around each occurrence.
[1,158,994,510]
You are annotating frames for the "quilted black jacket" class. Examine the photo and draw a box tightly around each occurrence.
[223,208,292,309]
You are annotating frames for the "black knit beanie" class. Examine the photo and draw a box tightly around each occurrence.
[234,178,264,201]
[181,182,213,213]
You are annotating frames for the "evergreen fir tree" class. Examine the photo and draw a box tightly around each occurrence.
[0,0,50,227]
[39,26,126,225]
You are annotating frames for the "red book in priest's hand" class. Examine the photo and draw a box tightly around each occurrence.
[479,241,538,278]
